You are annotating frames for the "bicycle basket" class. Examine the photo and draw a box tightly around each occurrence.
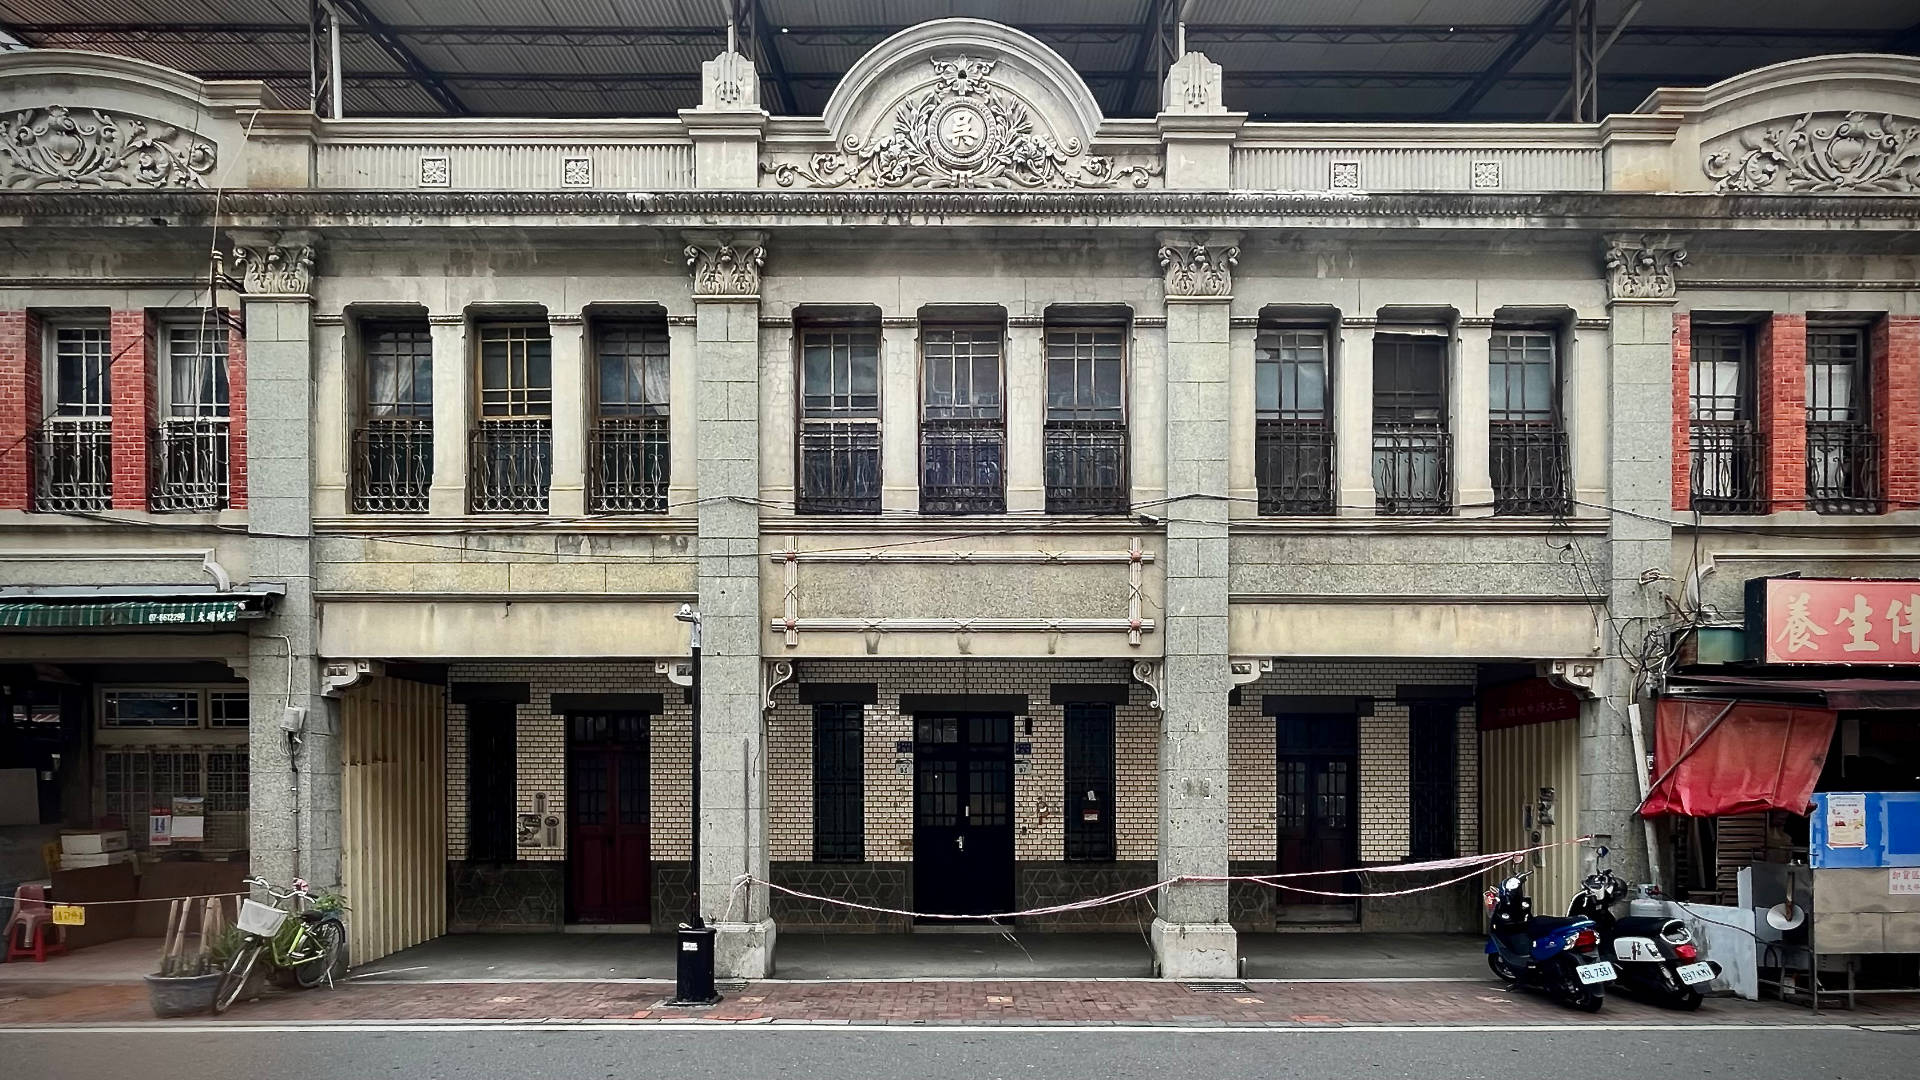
[237,898,289,937]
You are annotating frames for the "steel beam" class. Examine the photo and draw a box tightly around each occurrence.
[1447,0,1571,119]
[330,0,468,115]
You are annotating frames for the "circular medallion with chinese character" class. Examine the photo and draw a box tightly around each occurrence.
[932,100,992,166]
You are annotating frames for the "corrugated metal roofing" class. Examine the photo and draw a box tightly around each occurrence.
[0,0,1912,120]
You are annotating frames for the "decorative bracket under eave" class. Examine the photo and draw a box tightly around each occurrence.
[1131,660,1163,712]
[656,659,694,688]
[321,658,382,697]
[763,659,794,712]
[1545,658,1600,699]
[1229,657,1272,686]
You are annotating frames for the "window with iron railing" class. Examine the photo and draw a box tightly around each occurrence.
[590,321,670,513]
[798,326,881,513]
[1255,327,1334,514]
[353,320,434,513]
[34,323,113,512]
[1044,327,1128,514]
[812,702,865,863]
[1689,326,1762,514]
[152,321,230,512]
[1806,327,1879,514]
[1371,335,1450,515]
[472,323,553,513]
[921,326,1005,514]
[1488,329,1570,515]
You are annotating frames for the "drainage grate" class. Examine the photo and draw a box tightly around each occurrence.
[1182,980,1253,994]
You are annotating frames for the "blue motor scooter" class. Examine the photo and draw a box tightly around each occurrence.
[1485,868,1615,1012]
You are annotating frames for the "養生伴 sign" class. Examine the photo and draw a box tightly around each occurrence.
[1750,578,1920,664]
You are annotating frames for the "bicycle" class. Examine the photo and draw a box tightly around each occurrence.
[212,875,348,1014]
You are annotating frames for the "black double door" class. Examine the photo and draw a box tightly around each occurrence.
[1275,712,1360,923]
[913,713,1015,919]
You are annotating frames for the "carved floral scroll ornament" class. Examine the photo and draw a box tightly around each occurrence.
[1,105,215,189]
[1602,235,1687,301]
[230,241,316,295]
[1158,243,1239,297]
[765,56,1159,190]
[1704,111,1920,193]
[685,240,766,297]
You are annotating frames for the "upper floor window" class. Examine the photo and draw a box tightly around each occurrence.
[152,321,230,512]
[471,322,552,513]
[1806,326,1878,514]
[34,321,112,512]
[1688,325,1761,514]
[1254,327,1333,514]
[797,324,881,514]
[590,320,670,513]
[920,325,1004,514]
[1044,326,1128,514]
[353,319,434,513]
[1371,334,1449,515]
[1488,329,1569,516]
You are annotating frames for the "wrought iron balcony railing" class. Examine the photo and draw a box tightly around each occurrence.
[150,417,229,512]
[32,419,112,513]
[920,417,1005,514]
[798,420,881,514]
[1372,423,1451,515]
[352,418,434,513]
[1254,419,1334,515]
[470,418,552,513]
[1044,419,1129,514]
[588,415,670,513]
[1490,423,1571,516]
[1689,420,1763,515]
[1807,422,1881,515]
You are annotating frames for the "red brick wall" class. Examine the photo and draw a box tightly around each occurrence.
[0,311,42,510]
[1672,312,1692,512]
[109,310,155,511]
[226,315,247,509]
[1755,314,1807,513]
[1875,314,1920,511]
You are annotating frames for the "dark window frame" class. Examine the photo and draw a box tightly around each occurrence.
[1255,325,1335,515]
[353,318,435,513]
[1805,325,1879,514]
[1488,327,1570,516]
[920,323,1006,514]
[797,322,883,514]
[466,700,519,863]
[1407,703,1458,862]
[1688,324,1762,514]
[1063,703,1117,862]
[812,701,866,862]
[1043,324,1129,514]
[589,318,671,513]
[1371,333,1450,515]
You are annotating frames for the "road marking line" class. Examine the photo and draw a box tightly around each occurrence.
[5,1021,1916,1035]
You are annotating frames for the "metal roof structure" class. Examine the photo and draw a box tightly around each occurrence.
[1,0,1915,121]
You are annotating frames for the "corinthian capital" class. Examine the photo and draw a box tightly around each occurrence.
[228,232,317,296]
[684,234,767,298]
[1603,234,1687,301]
[1157,236,1239,298]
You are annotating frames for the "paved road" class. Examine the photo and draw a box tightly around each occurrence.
[4,1023,1916,1079]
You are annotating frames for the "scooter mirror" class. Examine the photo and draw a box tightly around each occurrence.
[1596,845,1609,859]
[1503,876,1522,891]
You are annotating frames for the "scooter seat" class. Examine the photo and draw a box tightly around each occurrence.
[1525,915,1588,936]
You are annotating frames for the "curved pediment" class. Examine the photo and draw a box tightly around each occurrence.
[768,18,1157,190]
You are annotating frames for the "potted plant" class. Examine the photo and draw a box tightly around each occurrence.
[145,898,231,1017]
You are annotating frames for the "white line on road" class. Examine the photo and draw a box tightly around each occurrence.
[5,1021,1916,1036]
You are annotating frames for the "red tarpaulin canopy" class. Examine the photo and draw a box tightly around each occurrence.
[1638,698,1839,818]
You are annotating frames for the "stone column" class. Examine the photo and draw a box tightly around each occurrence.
[1568,318,1610,513]
[686,234,774,977]
[880,318,920,513]
[1150,235,1238,979]
[1454,318,1495,516]
[311,315,349,518]
[668,316,700,516]
[426,313,469,517]
[1226,319,1258,518]
[1005,320,1046,513]
[231,233,339,890]
[548,313,588,517]
[1590,235,1689,884]
[1335,317,1377,516]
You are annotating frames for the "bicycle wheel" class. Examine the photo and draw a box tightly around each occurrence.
[293,920,346,989]
[213,943,262,1014]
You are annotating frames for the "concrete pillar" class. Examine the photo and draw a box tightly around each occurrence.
[426,313,468,517]
[312,315,349,518]
[1590,235,1688,885]
[1335,317,1377,516]
[686,234,773,977]
[230,233,339,891]
[669,317,699,517]
[1568,319,1610,514]
[1454,318,1494,516]
[1226,320,1258,518]
[548,314,588,517]
[1151,234,1237,978]
[1005,320,1045,513]
[880,318,919,513]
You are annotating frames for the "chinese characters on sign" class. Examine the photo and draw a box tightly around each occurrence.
[1761,579,1920,663]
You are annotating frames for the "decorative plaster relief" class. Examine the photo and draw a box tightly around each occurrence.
[1704,111,1920,193]
[230,237,317,295]
[1159,242,1239,298]
[1330,160,1361,189]
[1471,160,1502,190]
[1602,235,1687,301]
[765,56,1158,190]
[0,104,214,189]
[417,155,450,187]
[1163,51,1224,114]
[561,156,592,187]
[684,238,766,297]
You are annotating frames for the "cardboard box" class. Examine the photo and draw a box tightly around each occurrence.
[60,830,130,855]
[60,850,136,869]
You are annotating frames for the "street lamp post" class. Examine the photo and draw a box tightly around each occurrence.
[668,603,719,1005]
[675,602,703,926]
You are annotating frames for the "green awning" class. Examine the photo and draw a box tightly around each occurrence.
[0,599,249,629]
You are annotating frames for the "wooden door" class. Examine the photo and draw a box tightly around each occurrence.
[567,712,651,923]
[913,714,1015,919]
[1275,712,1359,923]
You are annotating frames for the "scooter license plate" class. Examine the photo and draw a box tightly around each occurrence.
[1676,961,1716,985]
[1575,962,1617,985]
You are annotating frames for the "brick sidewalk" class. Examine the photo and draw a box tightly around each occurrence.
[3,977,1917,1027]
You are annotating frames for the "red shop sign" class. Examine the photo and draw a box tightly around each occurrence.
[1753,578,1920,664]
[1478,677,1581,731]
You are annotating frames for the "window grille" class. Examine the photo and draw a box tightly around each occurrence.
[1255,328,1334,514]
[472,324,553,512]
[152,321,231,512]
[354,321,434,512]
[1371,336,1449,515]
[1063,704,1116,862]
[34,323,112,512]
[591,321,671,512]
[1044,328,1128,513]
[921,326,1005,514]
[1488,330,1569,515]
[1689,327,1762,514]
[812,703,865,862]
[1806,327,1879,514]
[798,327,881,513]
[1408,705,1459,862]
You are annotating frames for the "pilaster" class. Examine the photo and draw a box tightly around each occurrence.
[312,314,349,517]
[548,313,588,517]
[1453,318,1494,516]
[880,318,920,513]
[1005,320,1045,513]
[426,314,469,517]
[1335,317,1377,515]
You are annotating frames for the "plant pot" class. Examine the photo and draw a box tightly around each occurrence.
[145,971,222,1018]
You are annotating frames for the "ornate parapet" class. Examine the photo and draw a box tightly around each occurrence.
[1704,111,1920,193]
[0,104,215,189]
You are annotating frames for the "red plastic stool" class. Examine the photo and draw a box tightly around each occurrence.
[4,885,67,963]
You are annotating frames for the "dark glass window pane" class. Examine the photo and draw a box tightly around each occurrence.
[813,702,865,862]
[1063,704,1116,862]
[363,321,433,418]
[466,702,518,862]
[1408,705,1458,861]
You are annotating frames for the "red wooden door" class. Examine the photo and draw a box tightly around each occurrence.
[567,712,651,923]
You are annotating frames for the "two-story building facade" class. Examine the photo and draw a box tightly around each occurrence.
[2,20,1917,980]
